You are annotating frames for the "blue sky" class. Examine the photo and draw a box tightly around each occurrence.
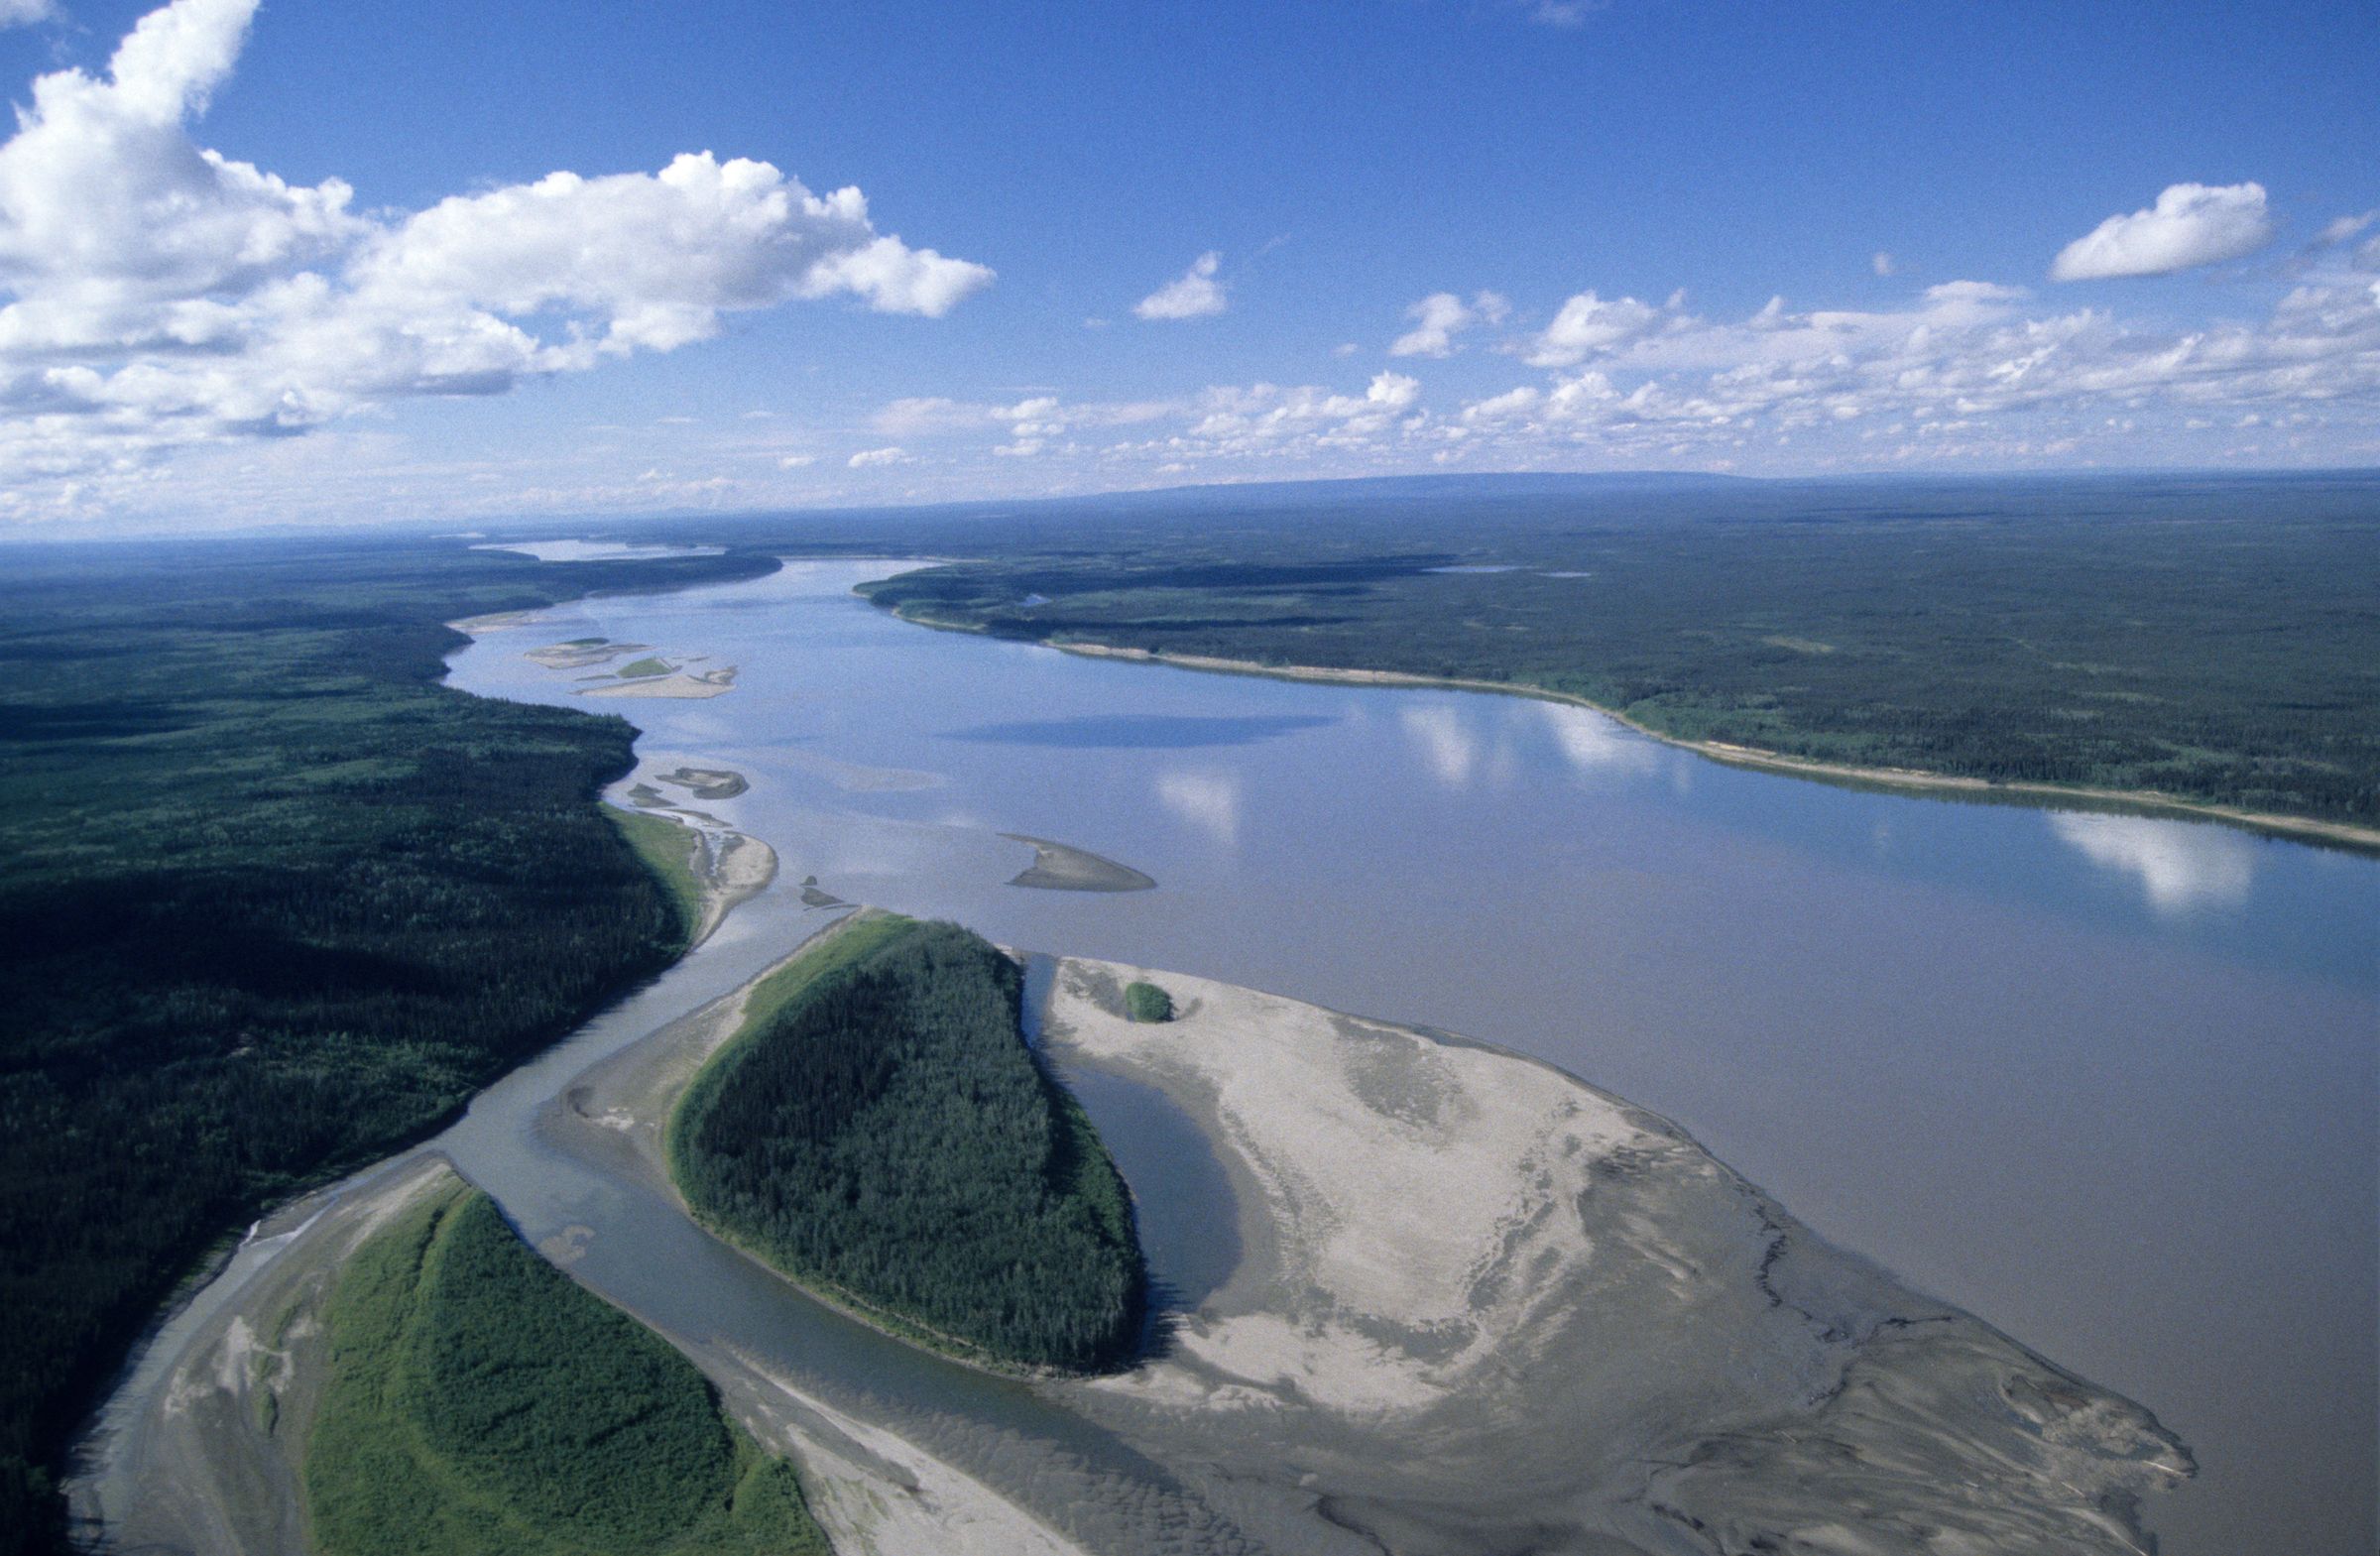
[0,0,2373,529]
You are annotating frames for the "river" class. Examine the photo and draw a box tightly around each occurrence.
[91,554,2375,1554]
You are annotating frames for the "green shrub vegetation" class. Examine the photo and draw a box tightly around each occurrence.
[306,1181,828,1556]
[669,918,1144,1372]
[0,538,771,1554]
[608,806,704,938]
[619,657,672,678]
[1124,982,1174,1022]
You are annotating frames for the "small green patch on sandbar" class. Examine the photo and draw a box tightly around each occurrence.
[1124,981,1175,1022]
[619,657,672,678]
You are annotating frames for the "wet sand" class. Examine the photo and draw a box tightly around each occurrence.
[577,665,737,699]
[84,926,2199,1556]
[615,769,775,943]
[1041,958,2193,1554]
[69,1155,459,1556]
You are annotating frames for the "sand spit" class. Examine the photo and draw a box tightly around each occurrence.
[1041,959,2192,1556]
[445,609,544,635]
[578,664,737,699]
[612,767,774,943]
[719,1350,1098,1556]
[661,813,774,943]
[1002,834,1156,893]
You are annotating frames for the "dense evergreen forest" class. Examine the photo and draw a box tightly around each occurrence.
[0,537,773,1554]
[307,1181,828,1556]
[697,471,2378,832]
[670,918,1144,1372]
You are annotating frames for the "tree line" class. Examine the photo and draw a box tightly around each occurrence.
[670,919,1145,1373]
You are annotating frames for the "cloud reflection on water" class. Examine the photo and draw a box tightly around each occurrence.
[1399,705,1480,787]
[1155,771,1241,849]
[2047,811,2258,914]
[1535,701,1660,778]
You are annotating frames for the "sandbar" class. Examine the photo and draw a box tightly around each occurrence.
[1001,834,1156,893]
[528,638,650,669]
[578,665,737,699]
[1038,957,2193,1554]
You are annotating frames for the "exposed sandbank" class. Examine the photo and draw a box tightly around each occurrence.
[1001,833,1156,893]
[80,896,2199,1556]
[657,766,750,799]
[69,1155,460,1556]
[612,766,773,942]
[578,664,738,699]
[1039,957,2193,1555]
[444,610,544,635]
[526,637,651,669]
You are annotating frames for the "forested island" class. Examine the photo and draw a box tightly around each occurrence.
[307,1175,827,1556]
[0,539,771,1554]
[668,916,1145,1372]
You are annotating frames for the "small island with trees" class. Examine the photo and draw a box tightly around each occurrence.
[667,916,1146,1373]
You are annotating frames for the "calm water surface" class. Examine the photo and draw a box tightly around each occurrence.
[448,560,2378,1556]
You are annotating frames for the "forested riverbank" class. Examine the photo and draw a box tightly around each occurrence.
[710,471,2380,835]
[307,1175,828,1556]
[0,537,773,1554]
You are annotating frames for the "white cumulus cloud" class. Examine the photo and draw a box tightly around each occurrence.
[0,0,54,27]
[1391,290,1508,358]
[0,0,991,506]
[1524,290,1670,366]
[2050,181,2275,281]
[1453,257,2380,466]
[1134,250,1227,320]
[846,445,909,468]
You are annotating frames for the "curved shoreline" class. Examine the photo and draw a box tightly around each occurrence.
[1038,955,2194,1554]
[77,887,2202,1552]
[881,602,2379,855]
[559,914,1095,1384]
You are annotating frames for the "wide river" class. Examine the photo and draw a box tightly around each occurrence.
[442,558,2374,1556]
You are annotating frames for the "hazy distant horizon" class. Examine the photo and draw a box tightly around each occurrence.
[10,462,2380,546]
[0,1,2369,533]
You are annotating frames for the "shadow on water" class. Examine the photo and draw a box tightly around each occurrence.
[1020,954,1242,1362]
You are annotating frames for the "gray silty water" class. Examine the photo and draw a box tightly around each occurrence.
[447,558,2379,1556]
[1022,954,1244,1315]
